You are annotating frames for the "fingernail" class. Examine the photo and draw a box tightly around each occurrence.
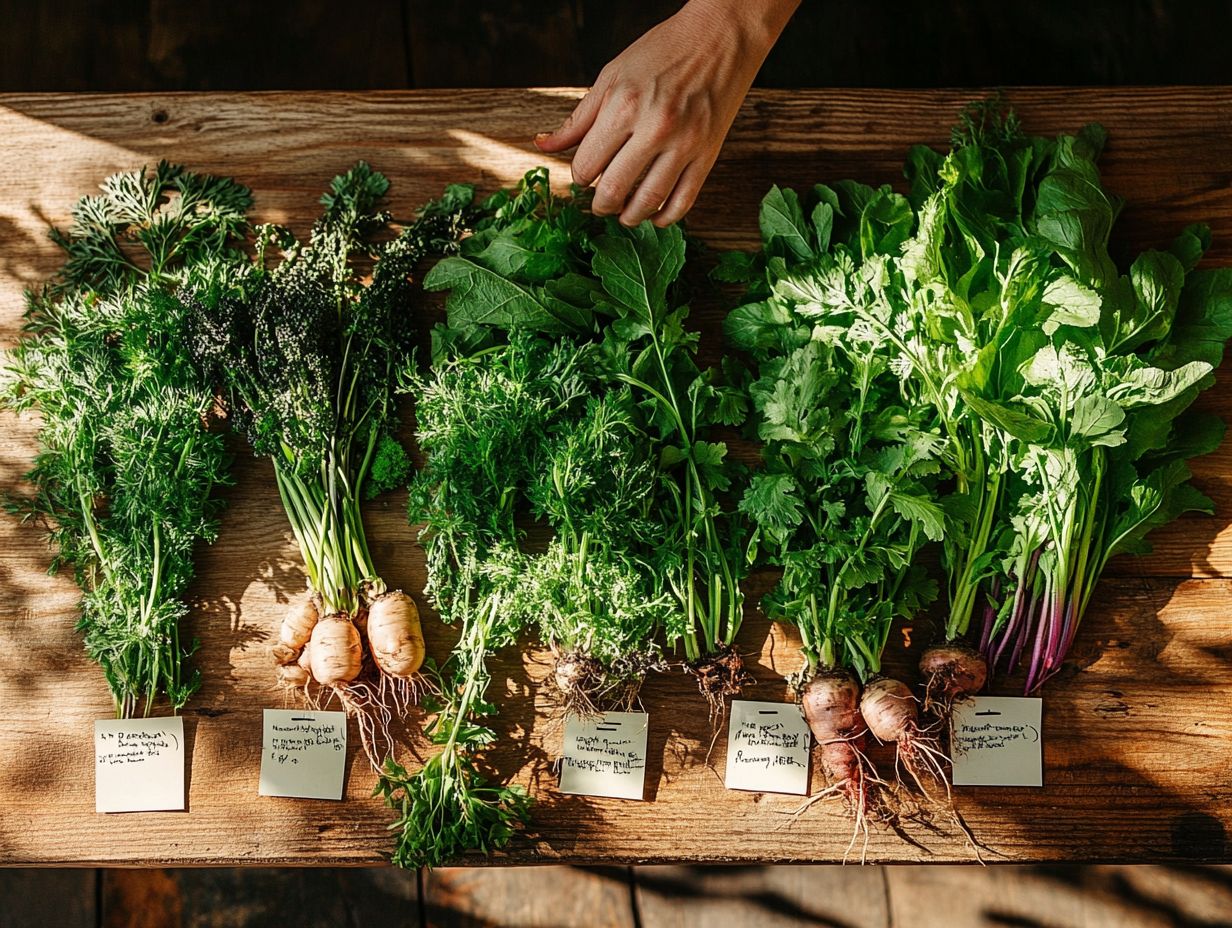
[533,132,550,143]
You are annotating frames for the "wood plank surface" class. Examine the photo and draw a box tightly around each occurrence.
[634,865,890,928]
[423,866,634,928]
[1,89,1231,866]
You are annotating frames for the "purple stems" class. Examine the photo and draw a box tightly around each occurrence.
[977,577,1001,654]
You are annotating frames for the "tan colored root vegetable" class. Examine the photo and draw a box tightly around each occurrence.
[366,591,425,678]
[308,615,363,685]
[297,643,312,673]
[280,598,320,649]
[277,662,311,687]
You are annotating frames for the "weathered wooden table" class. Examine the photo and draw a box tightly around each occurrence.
[1,88,1230,866]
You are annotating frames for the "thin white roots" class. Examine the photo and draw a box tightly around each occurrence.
[895,729,953,803]
[774,733,887,865]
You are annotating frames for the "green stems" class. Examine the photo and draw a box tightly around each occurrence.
[273,438,379,616]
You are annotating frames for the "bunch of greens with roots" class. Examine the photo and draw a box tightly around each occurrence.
[381,332,589,868]
[2,162,249,718]
[723,185,949,841]
[719,100,1232,709]
[180,163,473,759]
[424,168,748,718]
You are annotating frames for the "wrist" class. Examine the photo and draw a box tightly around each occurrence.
[681,0,800,55]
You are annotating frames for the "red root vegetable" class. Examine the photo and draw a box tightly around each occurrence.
[859,676,949,797]
[796,669,889,857]
[919,643,988,717]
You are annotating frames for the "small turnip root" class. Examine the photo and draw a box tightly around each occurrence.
[277,662,311,687]
[280,598,319,650]
[801,669,866,787]
[308,615,363,685]
[860,676,949,797]
[297,643,312,673]
[919,643,988,717]
[366,591,425,679]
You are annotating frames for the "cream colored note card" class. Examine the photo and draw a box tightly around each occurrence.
[724,700,811,795]
[951,696,1043,787]
[94,717,185,813]
[558,711,649,800]
[258,709,347,800]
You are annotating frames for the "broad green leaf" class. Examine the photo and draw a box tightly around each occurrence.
[961,392,1054,444]
[1041,274,1101,334]
[591,223,686,326]
[759,186,814,263]
[739,473,804,544]
[424,256,588,334]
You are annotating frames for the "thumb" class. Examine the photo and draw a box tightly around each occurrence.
[535,86,604,153]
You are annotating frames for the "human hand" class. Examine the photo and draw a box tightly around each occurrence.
[534,0,799,227]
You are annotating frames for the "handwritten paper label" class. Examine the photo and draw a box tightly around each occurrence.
[951,696,1043,787]
[258,709,347,800]
[94,717,185,813]
[724,700,811,795]
[558,711,648,801]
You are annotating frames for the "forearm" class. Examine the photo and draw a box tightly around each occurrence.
[684,0,801,59]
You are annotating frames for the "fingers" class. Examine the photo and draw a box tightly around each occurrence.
[589,130,665,216]
[534,79,608,154]
[651,158,711,227]
[619,153,688,227]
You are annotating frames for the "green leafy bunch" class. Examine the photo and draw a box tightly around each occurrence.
[425,168,749,670]
[723,100,1232,692]
[386,331,585,868]
[727,192,944,680]
[523,387,681,689]
[182,164,473,615]
[3,162,250,717]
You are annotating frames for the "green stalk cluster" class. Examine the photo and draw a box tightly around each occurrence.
[3,162,250,717]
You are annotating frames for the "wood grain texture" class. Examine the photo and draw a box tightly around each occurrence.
[99,868,420,928]
[0,89,1231,866]
[884,864,1232,928]
[0,869,96,928]
[634,865,890,928]
[423,866,634,928]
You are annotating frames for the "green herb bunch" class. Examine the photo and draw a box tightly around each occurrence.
[182,164,472,617]
[723,102,1232,692]
[3,162,250,717]
[384,332,587,868]
[426,169,749,706]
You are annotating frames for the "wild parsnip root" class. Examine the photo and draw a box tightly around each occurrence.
[277,662,311,687]
[860,676,949,797]
[367,591,425,678]
[308,615,363,686]
[280,598,320,650]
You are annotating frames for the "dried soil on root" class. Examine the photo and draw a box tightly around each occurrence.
[687,645,751,724]
[550,649,647,719]
[920,644,988,719]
